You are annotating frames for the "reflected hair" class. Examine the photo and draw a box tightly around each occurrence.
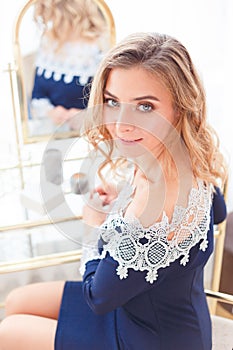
[34,0,107,46]
[85,32,227,188]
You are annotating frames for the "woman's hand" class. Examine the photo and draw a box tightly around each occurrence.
[82,193,108,228]
[94,182,118,206]
[48,106,80,125]
[82,183,118,228]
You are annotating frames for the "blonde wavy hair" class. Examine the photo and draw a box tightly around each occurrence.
[34,0,107,46]
[85,32,227,188]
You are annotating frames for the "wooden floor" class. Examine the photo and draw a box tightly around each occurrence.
[216,303,233,320]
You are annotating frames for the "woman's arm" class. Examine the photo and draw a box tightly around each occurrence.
[82,186,223,315]
[213,186,227,224]
[82,254,157,315]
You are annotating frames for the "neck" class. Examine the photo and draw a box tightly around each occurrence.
[133,137,192,184]
[134,150,165,184]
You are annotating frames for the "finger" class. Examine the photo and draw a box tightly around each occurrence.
[89,192,105,209]
[95,186,107,196]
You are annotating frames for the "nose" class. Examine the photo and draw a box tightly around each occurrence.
[116,104,135,133]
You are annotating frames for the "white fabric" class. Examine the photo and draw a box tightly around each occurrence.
[80,180,213,282]
[101,180,213,283]
[35,36,105,85]
[79,225,102,276]
[30,97,54,119]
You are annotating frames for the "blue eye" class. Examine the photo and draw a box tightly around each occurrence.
[104,98,120,108]
[137,103,153,112]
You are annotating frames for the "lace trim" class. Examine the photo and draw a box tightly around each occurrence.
[79,245,101,276]
[99,180,213,283]
[35,37,104,85]
[79,226,101,276]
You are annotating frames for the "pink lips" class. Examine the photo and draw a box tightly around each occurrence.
[118,137,143,145]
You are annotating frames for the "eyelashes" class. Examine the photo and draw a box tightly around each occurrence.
[137,103,153,112]
[103,98,154,113]
[104,98,120,108]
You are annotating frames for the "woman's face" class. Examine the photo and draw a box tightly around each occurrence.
[103,67,177,158]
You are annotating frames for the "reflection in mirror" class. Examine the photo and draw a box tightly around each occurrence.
[14,0,116,143]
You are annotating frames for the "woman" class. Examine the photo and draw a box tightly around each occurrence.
[0,32,227,349]
[29,0,109,133]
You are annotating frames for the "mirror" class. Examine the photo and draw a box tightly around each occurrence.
[13,0,116,143]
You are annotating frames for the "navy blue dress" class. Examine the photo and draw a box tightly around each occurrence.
[55,186,226,350]
[30,37,105,120]
[32,71,92,110]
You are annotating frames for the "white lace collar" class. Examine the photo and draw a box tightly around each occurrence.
[35,36,104,85]
[99,180,213,283]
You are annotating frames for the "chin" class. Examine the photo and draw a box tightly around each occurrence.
[116,143,147,158]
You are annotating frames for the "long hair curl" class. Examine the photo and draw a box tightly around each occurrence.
[85,32,227,188]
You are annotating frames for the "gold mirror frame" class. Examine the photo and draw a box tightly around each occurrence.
[12,0,116,144]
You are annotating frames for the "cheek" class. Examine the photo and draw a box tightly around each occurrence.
[103,104,118,123]
[103,108,117,137]
[105,123,115,138]
[144,134,160,149]
[141,114,176,141]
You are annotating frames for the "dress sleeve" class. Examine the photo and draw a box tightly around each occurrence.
[31,39,50,103]
[30,43,54,119]
[82,230,213,315]
[83,252,166,315]
[82,180,215,315]
[212,187,227,224]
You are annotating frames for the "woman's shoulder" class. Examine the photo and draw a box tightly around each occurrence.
[99,180,214,283]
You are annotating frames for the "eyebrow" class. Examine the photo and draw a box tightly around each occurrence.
[104,90,160,102]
